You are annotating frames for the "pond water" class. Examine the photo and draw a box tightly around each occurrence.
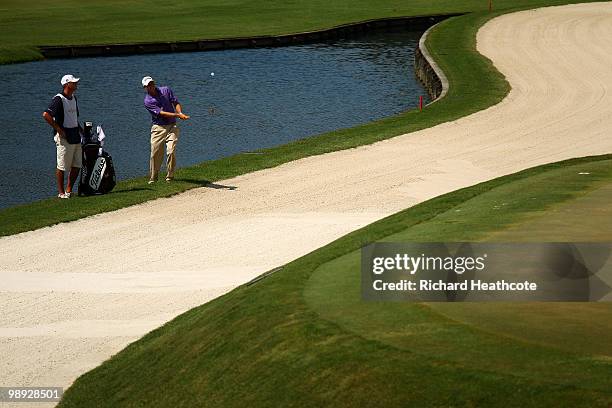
[0,28,428,209]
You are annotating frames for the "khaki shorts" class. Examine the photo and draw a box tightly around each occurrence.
[55,134,82,171]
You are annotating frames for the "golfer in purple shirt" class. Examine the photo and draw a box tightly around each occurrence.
[142,76,190,183]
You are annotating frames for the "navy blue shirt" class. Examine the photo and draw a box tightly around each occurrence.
[46,92,81,144]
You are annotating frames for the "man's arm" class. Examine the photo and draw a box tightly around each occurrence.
[166,87,189,120]
[173,103,189,120]
[145,99,188,120]
[42,110,65,138]
[160,103,190,120]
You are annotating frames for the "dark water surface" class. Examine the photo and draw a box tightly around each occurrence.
[0,29,428,209]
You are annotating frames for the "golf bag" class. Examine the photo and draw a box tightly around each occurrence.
[78,122,116,196]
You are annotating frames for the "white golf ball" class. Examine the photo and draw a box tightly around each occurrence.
[210,72,215,76]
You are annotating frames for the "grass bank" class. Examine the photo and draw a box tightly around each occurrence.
[57,154,612,407]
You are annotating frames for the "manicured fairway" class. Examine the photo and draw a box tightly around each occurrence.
[429,184,612,356]
[0,0,602,64]
[57,155,612,407]
[306,159,612,363]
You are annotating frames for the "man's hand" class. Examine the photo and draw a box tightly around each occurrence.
[43,111,66,138]
[159,109,190,120]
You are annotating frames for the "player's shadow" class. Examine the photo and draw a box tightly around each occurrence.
[181,179,237,190]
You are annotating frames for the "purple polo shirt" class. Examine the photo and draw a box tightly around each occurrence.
[144,86,179,125]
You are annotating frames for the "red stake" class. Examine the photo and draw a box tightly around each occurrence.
[419,95,423,111]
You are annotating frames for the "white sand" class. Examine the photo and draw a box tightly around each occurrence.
[1,3,612,403]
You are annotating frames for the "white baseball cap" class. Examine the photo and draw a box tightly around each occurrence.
[61,74,80,86]
[142,76,154,87]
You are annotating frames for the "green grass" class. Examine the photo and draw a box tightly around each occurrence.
[0,0,602,64]
[57,155,612,407]
[5,0,441,50]
[304,159,612,375]
[487,183,612,241]
[427,302,612,356]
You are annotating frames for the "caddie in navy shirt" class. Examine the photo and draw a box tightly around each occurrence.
[42,74,83,199]
[142,76,190,183]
